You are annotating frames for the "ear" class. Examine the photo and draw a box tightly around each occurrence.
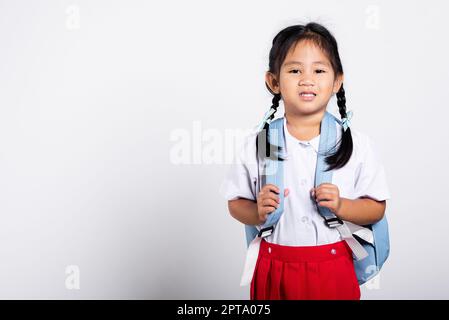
[332,73,344,94]
[265,71,280,95]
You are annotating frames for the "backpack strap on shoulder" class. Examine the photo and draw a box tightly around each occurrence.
[244,117,287,247]
[315,111,368,261]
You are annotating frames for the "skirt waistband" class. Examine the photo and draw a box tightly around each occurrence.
[259,238,353,263]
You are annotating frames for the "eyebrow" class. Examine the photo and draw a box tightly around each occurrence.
[283,60,330,67]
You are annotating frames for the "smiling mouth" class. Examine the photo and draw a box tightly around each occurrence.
[299,92,317,101]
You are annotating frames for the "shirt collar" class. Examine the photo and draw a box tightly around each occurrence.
[283,116,321,153]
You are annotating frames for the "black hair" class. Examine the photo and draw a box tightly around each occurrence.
[258,22,352,171]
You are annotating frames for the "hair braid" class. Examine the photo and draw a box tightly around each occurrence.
[336,84,347,119]
[324,83,353,170]
[256,93,284,161]
[264,93,281,158]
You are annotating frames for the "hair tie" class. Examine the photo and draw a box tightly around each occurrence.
[341,110,353,132]
[255,107,276,132]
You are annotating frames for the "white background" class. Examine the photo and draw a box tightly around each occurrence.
[0,0,447,299]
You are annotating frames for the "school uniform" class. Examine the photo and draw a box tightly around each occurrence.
[219,115,391,300]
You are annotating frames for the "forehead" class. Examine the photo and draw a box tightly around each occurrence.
[283,40,331,66]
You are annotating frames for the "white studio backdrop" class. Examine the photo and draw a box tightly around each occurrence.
[0,0,447,299]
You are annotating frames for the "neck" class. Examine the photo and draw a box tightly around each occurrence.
[285,110,325,141]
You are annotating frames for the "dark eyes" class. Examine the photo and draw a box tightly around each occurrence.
[289,69,326,74]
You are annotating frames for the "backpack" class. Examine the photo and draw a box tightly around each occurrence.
[245,111,390,285]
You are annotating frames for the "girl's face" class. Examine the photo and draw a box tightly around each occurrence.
[266,40,343,116]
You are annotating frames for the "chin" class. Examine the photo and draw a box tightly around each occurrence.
[289,104,324,115]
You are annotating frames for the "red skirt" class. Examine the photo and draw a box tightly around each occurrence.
[250,238,361,300]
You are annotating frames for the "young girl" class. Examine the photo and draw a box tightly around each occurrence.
[219,22,390,300]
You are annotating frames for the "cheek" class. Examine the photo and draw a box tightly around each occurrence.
[279,78,301,94]
[279,74,297,86]
[319,77,337,94]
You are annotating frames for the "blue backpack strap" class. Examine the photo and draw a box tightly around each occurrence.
[314,111,369,261]
[260,117,286,227]
[244,117,286,247]
[314,111,340,223]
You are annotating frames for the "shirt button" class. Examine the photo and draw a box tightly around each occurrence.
[268,247,272,254]
[301,216,309,223]
[300,179,307,185]
[331,249,337,255]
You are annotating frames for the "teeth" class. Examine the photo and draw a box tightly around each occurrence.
[301,93,315,96]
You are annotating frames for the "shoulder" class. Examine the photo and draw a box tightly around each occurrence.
[334,119,374,162]
[347,126,381,163]
[350,127,370,152]
[233,128,259,167]
[219,127,260,201]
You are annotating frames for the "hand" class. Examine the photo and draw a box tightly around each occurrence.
[311,183,342,216]
[257,184,290,224]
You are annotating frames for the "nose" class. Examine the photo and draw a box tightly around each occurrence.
[299,78,314,87]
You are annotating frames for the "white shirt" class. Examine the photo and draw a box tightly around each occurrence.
[219,115,391,247]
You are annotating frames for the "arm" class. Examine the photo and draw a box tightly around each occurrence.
[313,183,386,226]
[336,197,386,226]
[228,198,261,226]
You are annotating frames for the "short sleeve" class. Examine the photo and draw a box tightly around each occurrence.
[219,131,259,201]
[353,135,391,201]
